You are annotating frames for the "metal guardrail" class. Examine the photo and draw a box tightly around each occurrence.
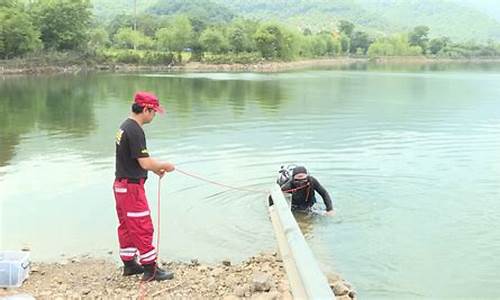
[268,184,335,300]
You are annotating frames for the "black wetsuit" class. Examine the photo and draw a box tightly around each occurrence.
[280,176,333,211]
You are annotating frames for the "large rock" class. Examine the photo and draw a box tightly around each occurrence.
[332,282,350,296]
[252,272,273,292]
[190,258,200,266]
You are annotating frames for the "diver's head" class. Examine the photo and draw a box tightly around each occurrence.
[292,166,309,185]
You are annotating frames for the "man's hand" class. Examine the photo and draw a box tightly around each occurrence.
[162,162,175,172]
[325,209,336,217]
[154,169,166,178]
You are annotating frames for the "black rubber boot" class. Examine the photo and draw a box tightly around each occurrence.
[123,260,144,276]
[142,263,174,281]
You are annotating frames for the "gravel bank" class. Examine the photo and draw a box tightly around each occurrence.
[0,252,357,299]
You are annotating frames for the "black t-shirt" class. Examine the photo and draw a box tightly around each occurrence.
[115,118,150,180]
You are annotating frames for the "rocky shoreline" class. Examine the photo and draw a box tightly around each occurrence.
[2,56,498,76]
[0,58,366,76]
[0,252,356,299]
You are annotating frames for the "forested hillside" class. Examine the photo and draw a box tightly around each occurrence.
[211,0,500,41]
[147,0,235,24]
[91,0,500,42]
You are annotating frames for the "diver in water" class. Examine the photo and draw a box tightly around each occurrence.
[278,165,335,216]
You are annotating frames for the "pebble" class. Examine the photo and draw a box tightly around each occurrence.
[234,286,247,297]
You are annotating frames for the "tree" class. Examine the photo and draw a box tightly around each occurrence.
[227,25,248,53]
[227,19,256,53]
[155,15,193,60]
[429,37,449,55]
[409,25,429,54]
[254,23,284,59]
[134,13,163,37]
[186,15,208,61]
[280,27,302,60]
[350,31,371,55]
[88,27,109,50]
[107,14,134,37]
[367,34,422,57]
[339,33,350,54]
[338,20,354,37]
[0,0,18,8]
[199,27,228,54]
[310,35,327,56]
[155,28,172,52]
[0,5,41,58]
[114,27,152,50]
[305,33,340,57]
[325,34,341,56]
[31,0,92,51]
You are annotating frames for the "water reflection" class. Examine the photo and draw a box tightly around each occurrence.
[0,76,98,166]
[319,61,500,73]
[0,73,292,168]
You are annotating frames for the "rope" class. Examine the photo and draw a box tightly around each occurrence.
[175,168,270,194]
[283,182,310,194]
[138,177,162,299]
[176,167,311,194]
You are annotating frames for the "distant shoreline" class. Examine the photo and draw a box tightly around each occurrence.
[1,57,500,76]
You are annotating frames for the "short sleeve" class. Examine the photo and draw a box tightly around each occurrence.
[127,126,149,159]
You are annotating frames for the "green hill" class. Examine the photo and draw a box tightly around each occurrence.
[90,0,500,41]
[147,0,235,23]
[91,0,157,20]
[211,0,500,41]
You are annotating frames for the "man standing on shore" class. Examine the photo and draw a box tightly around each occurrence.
[113,91,175,281]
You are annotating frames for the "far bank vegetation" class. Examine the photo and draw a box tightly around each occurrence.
[1,0,500,67]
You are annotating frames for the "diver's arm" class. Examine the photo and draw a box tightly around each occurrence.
[311,176,333,211]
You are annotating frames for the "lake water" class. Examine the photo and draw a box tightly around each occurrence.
[1,64,500,299]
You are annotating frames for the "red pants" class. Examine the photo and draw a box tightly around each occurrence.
[113,179,156,265]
